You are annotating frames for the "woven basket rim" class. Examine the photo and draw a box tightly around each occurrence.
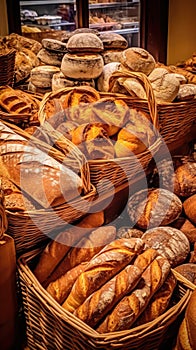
[18,249,194,342]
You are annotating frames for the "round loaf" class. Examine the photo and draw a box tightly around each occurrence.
[111,77,147,99]
[37,48,64,66]
[42,38,67,53]
[174,161,196,198]
[61,53,104,79]
[174,263,196,284]
[66,33,104,53]
[99,32,128,49]
[121,47,156,75]
[97,62,121,92]
[52,71,95,91]
[142,226,190,267]
[117,227,143,239]
[101,50,124,65]
[175,289,196,349]
[127,188,182,229]
[30,65,60,88]
[183,194,196,225]
[61,28,100,43]
[148,68,180,103]
[176,83,196,101]
[179,219,196,244]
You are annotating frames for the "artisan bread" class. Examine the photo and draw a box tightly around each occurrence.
[179,219,196,244]
[99,32,128,50]
[97,62,121,92]
[97,254,171,333]
[176,83,196,101]
[66,33,104,53]
[62,237,144,312]
[37,48,64,66]
[121,47,156,75]
[117,227,143,239]
[42,38,67,53]
[52,71,95,91]
[141,226,190,267]
[183,194,196,225]
[30,65,60,88]
[148,68,180,103]
[175,289,196,350]
[110,77,147,99]
[101,50,124,65]
[33,211,105,284]
[0,122,82,209]
[61,53,104,79]
[174,263,196,285]
[127,188,182,229]
[173,161,196,198]
[0,33,42,54]
[114,108,156,157]
[74,248,158,327]
[44,225,116,286]
[56,121,78,140]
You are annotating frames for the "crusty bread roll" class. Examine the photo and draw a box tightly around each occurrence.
[97,254,171,333]
[66,33,104,53]
[148,67,180,103]
[179,219,196,244]
[183,194,196,225]
[62,237,144,312]
[97,62,121,92]
[173,161,196,197]
[114,108,156,157]
[121,47,156,75]
[61,53,104,80]
[176,83,196,101]
[101,49,124,65]
[127,188,182,229]
[62,86,100,110]
[175,289,196,350]
[142,226,190,267]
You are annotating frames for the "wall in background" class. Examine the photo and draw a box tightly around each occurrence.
[0,0,8,36]
[167,0,196,64]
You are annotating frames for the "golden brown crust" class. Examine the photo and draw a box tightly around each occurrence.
[183,194,196,225]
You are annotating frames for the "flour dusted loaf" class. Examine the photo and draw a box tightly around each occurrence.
[52,71,95,91]
[37,48,64,66]
[148,67,180,103]
[101,49,124,65]
[66,33,104,53]
[174,263,196,285]
[30,65,60,88]
[173,161,196,197]
[127,188,182,229]
[99,32,128,50]
[121,47,156,75]
[62,237,144,312]
[61,53,104,79]
[42,38,67,53]
[176,83,196,101]
[183,194,196,225]
[141,226,190,267]
[97,62,121,92]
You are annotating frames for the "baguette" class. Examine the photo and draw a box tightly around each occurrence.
[62,237,144,313]
[97,255,171,333]
[33,211,104,284]
[46,262,87,304]
[44,225,116,286]
[74,248,158,327]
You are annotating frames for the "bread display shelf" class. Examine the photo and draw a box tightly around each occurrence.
[17,247,194,350]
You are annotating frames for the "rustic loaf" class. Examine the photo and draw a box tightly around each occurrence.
[121,47,156,75]
[174,263,196,285]
[30,65,60,88]
[62,237,144,312]
[173,161,196,198]
[97,62,121,92]
[101,50,124,65]
[99,32,128,50]
[66,33,104,53]
[42,38,67,53]
[52,72,95,91]
[37,48,64,66]
[97,254,171,333]
[183,194,196,225]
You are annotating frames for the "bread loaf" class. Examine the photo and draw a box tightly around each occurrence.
[174,263,196,285]
[142,226,190,267]
[183,194,196,225]
[97,62,121,92]
[66,33,104,53]
[176,83,196,101]
[37,48,64,67]
[44,225,116,286]
[42,38,67,53]
[56,121,78,141]
[99,33,128,50]
[148,68,180,103]
[33,211,104,283]
[173,161,196,198]
[30,65,60,88]
[121,47,156,75]
[135,271,177,325]
[127,188,182,229]
[97,254,171,333]
[179,219,196,244]
[52,72,95,91]
[62,237,144,312]
[101,50,124,65]
[117,227,143,239]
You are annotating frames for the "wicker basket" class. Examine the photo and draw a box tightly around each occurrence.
[0,49,16,87]
[38,75,162,192]
[1,121,96,255]
[109,71,196,147]
[18,248,194,350]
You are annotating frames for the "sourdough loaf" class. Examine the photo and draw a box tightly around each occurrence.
[121,47,156,75]
[97,62,121,92]
[52,72,95,91]
[66,33,104,53]
[61,53,104,79]
[42,38,67,53]
[183,194,196,225]
[37,48,64,66]
[99,32,128,50]
[30,65,60,88]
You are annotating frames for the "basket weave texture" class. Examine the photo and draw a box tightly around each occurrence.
[18,249,194,350]
[2,121,96,255]
[38,73,162,192]
[0,49,16,87]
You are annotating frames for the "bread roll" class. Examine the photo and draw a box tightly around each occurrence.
[121,47,156,75]
[117,227,143,239]
[33,211,105,284]
[66,33,104,53]
[127,188,182,229]
[101,50,124,65]
[183,194,196,225]
[174,162,196,198]
[62,237,144,312]
[97,62,121,92]
[44,225,116,286]
[148,68,180,103]
[97,255,171,333]
[61,53,104,80]
[175,289,196,350]
[176,83,196,101]
[135,271,177,325]
[179,219,196,244]
[62,86,100,110]
[56,121,78,140]
[142,226,190,267]
[112,77,147,99]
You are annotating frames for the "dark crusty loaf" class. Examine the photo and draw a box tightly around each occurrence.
[97,254,171,333]
[62,237,144,313]
[74,248,158,327]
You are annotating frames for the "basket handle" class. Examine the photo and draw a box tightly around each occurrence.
[0,185,8,240]
[108,70,159,131]
[1,120,92,195]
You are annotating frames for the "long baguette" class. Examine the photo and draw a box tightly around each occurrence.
[74,248,158,327]
[44,225,116,287]
[62,237,144,313]
[33,211,104,284]
[97,254,171,333]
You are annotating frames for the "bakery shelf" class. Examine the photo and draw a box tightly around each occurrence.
[89,1,139,10]
[99,27,139,35]
[20,0,74,5]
